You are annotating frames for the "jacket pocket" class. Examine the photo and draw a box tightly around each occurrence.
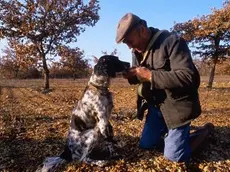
[173,100,201,122]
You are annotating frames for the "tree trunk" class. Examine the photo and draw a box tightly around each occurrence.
[207,61,217,88]
[14,68,19,78]
[73,72,76,80]
[42,54,50,90]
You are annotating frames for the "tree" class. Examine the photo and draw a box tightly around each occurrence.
[0,39,38,78]
[0,0,100,90]
[172,0,230,88]
[58,46,90,79]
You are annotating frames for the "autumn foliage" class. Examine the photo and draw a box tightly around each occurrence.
[0,0,100,90]
[0,40,92,79]
[172,0,230,88]
[0,39,40,79]
[0,78,230,171]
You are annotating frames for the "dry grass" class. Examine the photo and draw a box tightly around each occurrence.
[0,77,230,172]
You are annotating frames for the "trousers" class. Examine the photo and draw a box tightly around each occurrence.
[139,105,191,162]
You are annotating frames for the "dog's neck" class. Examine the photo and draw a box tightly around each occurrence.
[88,72,110,90]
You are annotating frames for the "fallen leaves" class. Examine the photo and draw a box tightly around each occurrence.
[0,78,230,171]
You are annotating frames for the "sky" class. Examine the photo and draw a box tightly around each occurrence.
[75,0,224,64]
[0,0,225,65]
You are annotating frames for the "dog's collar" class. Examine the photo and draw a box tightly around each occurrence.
[88,81,109,91]
[88,72,110,90]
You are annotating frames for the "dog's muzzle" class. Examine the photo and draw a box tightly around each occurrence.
[121,61,130,73]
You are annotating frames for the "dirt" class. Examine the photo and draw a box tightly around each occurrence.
[0,78,230,172]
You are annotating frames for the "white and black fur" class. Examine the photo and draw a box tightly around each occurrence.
[36,55,130,172]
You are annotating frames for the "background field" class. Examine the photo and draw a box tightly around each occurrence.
[0,77,230,172]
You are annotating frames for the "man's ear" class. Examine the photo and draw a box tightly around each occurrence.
[139,25,146,37]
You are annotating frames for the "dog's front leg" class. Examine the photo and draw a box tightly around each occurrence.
[98,115,109,138]
[93,105,110,138]
[77,129,100,162]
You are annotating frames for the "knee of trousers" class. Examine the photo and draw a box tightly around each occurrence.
[139,140,156,150]
[164,148,190,162]
[164,138,191,162]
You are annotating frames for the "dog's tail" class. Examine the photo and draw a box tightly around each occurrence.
[36,145,72,172]
[36,156,66,172]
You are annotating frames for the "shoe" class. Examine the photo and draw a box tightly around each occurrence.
[190,123,215,153]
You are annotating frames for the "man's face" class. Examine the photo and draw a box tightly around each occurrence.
[123,27,145,53]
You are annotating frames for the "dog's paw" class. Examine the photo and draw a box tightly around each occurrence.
[84,159,110,167]
[104,122,114,138]
[92,160,109,167]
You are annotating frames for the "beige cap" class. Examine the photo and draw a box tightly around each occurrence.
[116,13,141,43]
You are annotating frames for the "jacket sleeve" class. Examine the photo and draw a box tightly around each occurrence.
[128,51,141,85]
[151,35,199,89]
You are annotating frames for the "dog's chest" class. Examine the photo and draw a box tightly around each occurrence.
[84,89,113,117]
[84,89,113,108]
[71,89,113,131]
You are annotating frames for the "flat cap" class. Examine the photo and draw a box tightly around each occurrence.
[116,13,141,43]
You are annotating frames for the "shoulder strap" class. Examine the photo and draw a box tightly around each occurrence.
[140,30,164,65]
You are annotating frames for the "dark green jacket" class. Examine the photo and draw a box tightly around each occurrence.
[132,28,201,129]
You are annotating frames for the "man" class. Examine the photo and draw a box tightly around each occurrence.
[116,13,214,164]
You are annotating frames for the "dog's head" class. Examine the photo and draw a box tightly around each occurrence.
[94,55,130,77]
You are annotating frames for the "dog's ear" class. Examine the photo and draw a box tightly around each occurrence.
[93,55,129,78]
[92,55,99,64]
[93,56,108,77]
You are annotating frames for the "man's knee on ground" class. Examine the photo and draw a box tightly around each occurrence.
[139,140,155,150]
[164,124,191,163]
[164,148,190,162]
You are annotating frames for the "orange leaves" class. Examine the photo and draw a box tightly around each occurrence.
[0,0,100,51]
[173,1,230,41]
[0,39,39,78]
[172,1,230,83]
[51,45,91,78]
[0,0,100,88]
[0,29,4,38]
[1,78,230,171]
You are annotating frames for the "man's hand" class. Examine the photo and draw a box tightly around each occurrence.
[123,66,152,82]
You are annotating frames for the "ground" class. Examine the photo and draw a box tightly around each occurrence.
[0,77,230,172]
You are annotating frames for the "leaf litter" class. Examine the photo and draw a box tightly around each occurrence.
[0,78,229,172]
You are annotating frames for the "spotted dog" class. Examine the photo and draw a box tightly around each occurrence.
[37,55,130,172]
